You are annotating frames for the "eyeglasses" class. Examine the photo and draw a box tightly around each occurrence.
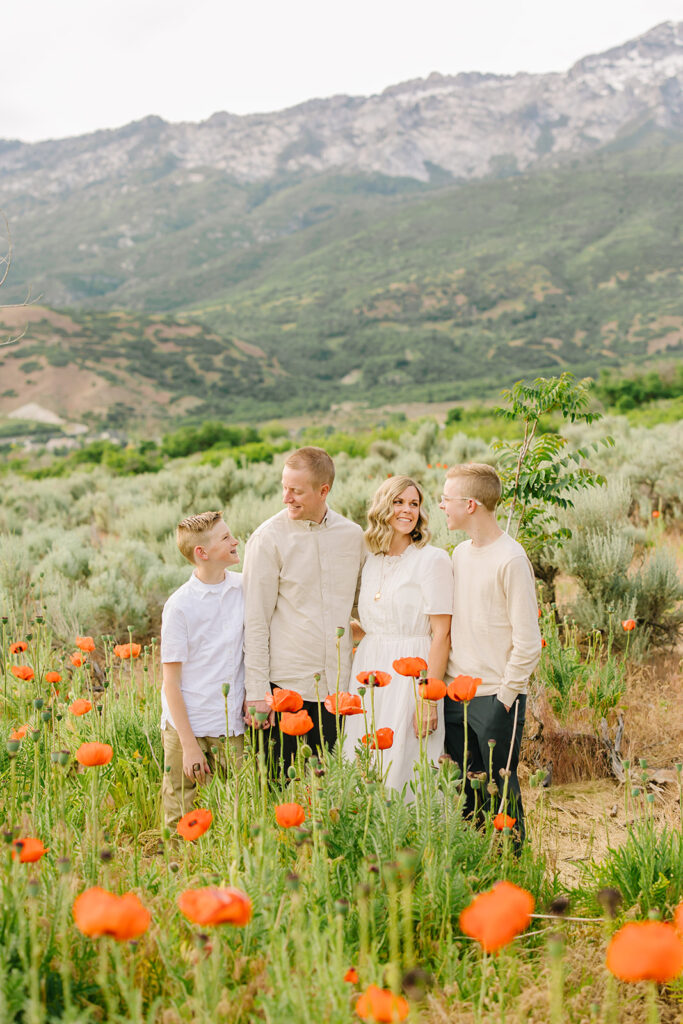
[439,494,482,506]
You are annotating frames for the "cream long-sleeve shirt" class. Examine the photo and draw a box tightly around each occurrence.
[446,531,542,707]
[242,507,365,702]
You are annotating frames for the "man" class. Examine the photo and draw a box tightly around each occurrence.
[242,446,365,765]
[440,463,541,842]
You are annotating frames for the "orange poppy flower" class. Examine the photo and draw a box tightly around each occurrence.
[9,641,28,654]
[76,742,113,766]
[279,710,314,736]
[493,813,516,831]
[459,881,535,952]
[10,724,29,740]
[621,620,636,632]
[12,837,49,863]
[355,984,409,1022]
[324,692,364,716]
[45,671,62,684]
[418,678,447,700]
[178,887,252,927]
[652,510,661,519]
[75,636,95,652]
[606,921,683,983]
[446,675,482,702]
[674,901,683,938]
[361,728,394,750]
[392,657,428,677]
[70,652,84,667]
[267,688,304,713]
[69,699,93,716]
[11,665,34,682]
[275,802,306,828]
[541,638,547,648]
[356,670,392,688]
[344,967,359,984]
[113,643,142,659]
[176,808,213,841]
[73,886,150,940]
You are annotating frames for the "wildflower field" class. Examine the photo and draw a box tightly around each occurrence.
[1,408,683,1023]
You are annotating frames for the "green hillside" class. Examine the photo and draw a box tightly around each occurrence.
[1,138,681,424]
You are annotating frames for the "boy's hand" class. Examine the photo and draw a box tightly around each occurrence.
[182,741,211,783]
[412,706,438,738]
[244,700,275,729]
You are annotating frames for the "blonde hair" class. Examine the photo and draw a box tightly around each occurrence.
[284,446,335,488]
[365,476,430,555]
[446,463,501,511]
[176,511,223,565]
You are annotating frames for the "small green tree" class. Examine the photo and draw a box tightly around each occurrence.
[491,373,613,601]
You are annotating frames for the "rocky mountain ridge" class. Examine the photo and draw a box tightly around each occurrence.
[1,21,681,192]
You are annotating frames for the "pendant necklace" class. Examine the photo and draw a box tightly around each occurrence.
[374,548,406,601]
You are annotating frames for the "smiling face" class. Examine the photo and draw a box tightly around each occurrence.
[439,475,476,531]
[197,518,240,567]
[389,485,421,539]
[281,465,330,522]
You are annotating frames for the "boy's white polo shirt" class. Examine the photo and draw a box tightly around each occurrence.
[160,570,245,738]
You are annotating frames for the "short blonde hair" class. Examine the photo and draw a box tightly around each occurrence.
[176,511,223,565]
[365,476,430,555]
[446,463,501,511]
[284,446,335,488]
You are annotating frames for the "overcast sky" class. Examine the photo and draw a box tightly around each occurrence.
[2,0,680,142]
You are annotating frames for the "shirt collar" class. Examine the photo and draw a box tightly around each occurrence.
[188,570,240,596]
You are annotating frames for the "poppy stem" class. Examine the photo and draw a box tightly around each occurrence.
[646,981,659,1024]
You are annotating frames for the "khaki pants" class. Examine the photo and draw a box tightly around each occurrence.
[161,725,244,829]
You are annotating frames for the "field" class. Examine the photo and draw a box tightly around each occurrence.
[1,405,683,1023]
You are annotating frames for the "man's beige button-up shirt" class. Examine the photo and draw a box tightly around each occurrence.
[242,507,365,702]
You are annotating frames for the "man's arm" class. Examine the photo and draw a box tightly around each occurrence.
[498,556,542,710]
[242,530,281,727]
[162,662,211,782]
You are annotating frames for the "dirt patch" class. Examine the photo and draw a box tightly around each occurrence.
[232,337,267,359]
[0,304,81,333]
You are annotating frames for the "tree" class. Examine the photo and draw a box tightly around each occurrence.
[492,373,613,602]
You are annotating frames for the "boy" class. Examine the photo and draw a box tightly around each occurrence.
[439,464,541,842]
[160,511,245,828]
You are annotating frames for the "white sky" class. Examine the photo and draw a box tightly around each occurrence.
[2,0,681,142]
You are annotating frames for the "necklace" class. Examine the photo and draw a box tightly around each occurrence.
[374,547,409,601]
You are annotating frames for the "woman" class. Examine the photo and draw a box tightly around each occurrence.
[343,475,453,797]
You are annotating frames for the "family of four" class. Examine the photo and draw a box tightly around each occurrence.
[160,446,542,840]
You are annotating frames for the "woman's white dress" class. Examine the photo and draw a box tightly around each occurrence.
[342,543,454,798]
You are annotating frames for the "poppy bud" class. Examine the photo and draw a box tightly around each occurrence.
[34,698,44,710]
[300,744,312,758]
[639,758,647,770]
[57,857,71,874]
[549,896,570,916]
[27,877,40,897]
[50,751,61,763]
[622,759,631,769]
[285,872,300,891]
[357,686,366,697]
[487,783,498,797]
[169,862,180,873]
[221,683,231,696]
[41,710,51,722]
[6,740,20,755]
[499,768,512,779]
[336,626,345,638]
[334,899,349,915]
[597,887,622,918]
[3,831,14,844]
[287,766,297,780]
[57,750,70,766]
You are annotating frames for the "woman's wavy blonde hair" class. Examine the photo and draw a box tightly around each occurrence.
[365,475,431,555]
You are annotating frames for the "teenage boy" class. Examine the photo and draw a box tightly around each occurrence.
[242,446,365,765]
[160,511,245,828]
[440,464,541,842]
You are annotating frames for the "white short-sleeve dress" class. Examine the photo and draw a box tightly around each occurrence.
[342,543,454,798]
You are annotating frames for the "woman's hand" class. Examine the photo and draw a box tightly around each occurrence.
[350,619,365,645]
[412,705,438,738]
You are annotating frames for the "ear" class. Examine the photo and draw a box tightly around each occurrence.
[194,544,207,561]
[320,483,331,501]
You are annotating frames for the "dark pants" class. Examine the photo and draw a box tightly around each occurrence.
[263,699,338,772]
[444,693,527,842]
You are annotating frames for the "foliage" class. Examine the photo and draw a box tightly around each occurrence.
[492,373,613,596]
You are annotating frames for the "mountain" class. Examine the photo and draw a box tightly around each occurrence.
[0,23,681,429]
